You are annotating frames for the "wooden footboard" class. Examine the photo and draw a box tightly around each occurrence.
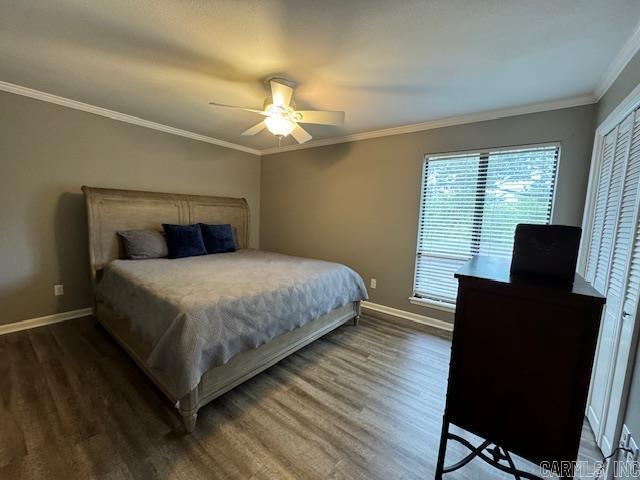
[96,300,361,432]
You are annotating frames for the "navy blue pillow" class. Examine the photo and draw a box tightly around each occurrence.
[162,223,207,259]
[199,223,237,254]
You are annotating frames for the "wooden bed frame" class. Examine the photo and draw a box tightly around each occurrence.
[82,186,361,432]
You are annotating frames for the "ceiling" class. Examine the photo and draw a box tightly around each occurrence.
[2,0,640,152]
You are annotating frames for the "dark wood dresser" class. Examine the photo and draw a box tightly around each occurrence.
[435,255,605,479]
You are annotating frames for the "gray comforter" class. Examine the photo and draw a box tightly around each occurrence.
[96,249,368,399]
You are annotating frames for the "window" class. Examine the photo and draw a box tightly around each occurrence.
[413,144,560,306]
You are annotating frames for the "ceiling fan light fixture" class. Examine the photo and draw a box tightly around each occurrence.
[265,115,295,137]
[209,79,344,144]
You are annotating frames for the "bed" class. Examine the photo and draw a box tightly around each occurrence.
[82,186,367,432]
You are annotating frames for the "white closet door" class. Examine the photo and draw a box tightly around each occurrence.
[587,113,634,446]
[585,129,617,435]
[625,117,640,316]
[600,109,640,451]
[585,130,617,283]
[596,119,631,293]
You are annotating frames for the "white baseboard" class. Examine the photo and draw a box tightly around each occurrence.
[0,307,93,336]
[362,301,454,333]
[0,302,453,336]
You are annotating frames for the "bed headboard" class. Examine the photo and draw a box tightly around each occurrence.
[82,186,249,280]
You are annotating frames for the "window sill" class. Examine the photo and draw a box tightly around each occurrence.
[409,296,456,313]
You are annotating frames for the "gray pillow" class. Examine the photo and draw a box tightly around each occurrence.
[117,229,168,260]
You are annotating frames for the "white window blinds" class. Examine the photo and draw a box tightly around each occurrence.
[413,144,560,304]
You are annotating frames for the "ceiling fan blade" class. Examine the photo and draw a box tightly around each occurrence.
[209,102,266,115]
[296,110,345,126]
[241,121,266,136]
[291,124,312,144]
[270,80,294,108]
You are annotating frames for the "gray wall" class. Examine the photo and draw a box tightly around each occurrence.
[598,52,640,126]
[598,50,640,449]
[0,91,261,325]
[261,104,596,321]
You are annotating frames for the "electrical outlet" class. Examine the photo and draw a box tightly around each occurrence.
[54,284,64,296]
[370,278,377,289]
[629,435,639,463]
[621,425,631,449]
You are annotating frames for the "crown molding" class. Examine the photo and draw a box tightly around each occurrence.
[0,81,261,156]
[0,81,604,157]
[594,20,640,101]
[261,93,596,155]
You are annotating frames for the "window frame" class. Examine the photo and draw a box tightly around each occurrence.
[411,141,562,311]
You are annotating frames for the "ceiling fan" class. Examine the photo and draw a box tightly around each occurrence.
[209,79,345,144]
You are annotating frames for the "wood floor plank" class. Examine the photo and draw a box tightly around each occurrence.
[0,315,602,479]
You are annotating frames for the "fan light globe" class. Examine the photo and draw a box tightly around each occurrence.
[265,115,295,137]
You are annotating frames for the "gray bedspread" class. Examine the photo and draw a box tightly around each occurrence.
[96,249,368,399]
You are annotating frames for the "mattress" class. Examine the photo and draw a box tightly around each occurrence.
[96,249,368,398]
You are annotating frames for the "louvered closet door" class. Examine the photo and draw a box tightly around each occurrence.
[600,109,640,451]
[596,119,630,293]
[585,130,616,283]
[586,111,640,452]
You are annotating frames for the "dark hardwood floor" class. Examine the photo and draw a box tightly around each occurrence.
[0,315,601,479]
